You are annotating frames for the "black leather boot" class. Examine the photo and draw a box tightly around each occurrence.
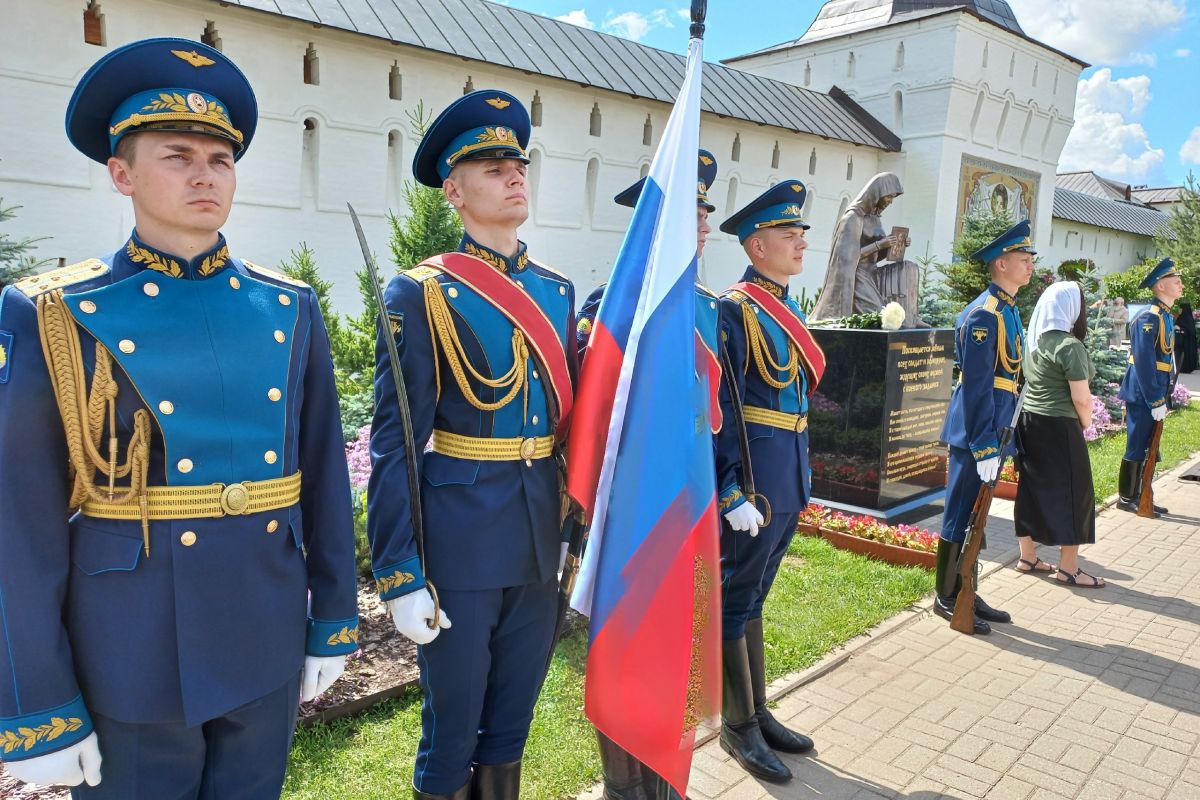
[639,764,684,800]
[1117,457,1167,515]
[720,637,791,783]
[597,731,648,800]
[745,618,813,753]
[415,780,472,800]
[471,760,521,800]
[932,539,990,635]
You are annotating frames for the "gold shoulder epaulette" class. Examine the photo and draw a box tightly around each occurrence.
[723,288,750,304]
[1148,305,1162,316]
[527,258,569,283]
[695,283,718,298]
[405,265,444,283]
[14,259,109,297]
[243,260,310,288]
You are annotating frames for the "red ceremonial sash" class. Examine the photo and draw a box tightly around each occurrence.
[424,252,574,432]
[695,330,723,433]
[731,281,826,394]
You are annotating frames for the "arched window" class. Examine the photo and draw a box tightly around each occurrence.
[803,61,812,87]
[802,184,815,215]
[386,130,403,210]
[389,63,402,101]
[837,195,850,218]
[639,162,650,179]
[995,99,1011,144]
[725,177,739,224]
[201,20,221,51]
[643,115,653,146]
[970,90,986,139]
[731,133,741,163]
[530,91,543,127]
[589,103,602,137]
[584,158,599,227]
[847,52,856,78]
[893,90,904,133]
[304,44,319,86]
[302,118,319,209]
[84,2,105,46]
[895,42,905,71]
[808,148,817,176]
[771,141,780,169]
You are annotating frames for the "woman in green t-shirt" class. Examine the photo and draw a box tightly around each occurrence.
[1014,281,1105,588]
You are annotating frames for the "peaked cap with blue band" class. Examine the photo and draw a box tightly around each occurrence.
[1138,257,1180,289]
[614,149,719,211]
[413,90,531,188]
[65,37,257,164]
[719,179,811,242]
[970,219,1037,264]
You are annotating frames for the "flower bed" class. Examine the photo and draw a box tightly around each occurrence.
[796,505,938,568]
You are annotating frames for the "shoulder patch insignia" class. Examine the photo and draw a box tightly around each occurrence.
[1143,321,1155,333]
[405,265,444,283]
[387,312,403,344]
[242,260,310,288]
[971,326,989,344]
[0,329,11,384]
[14,259,109,298]
[577,316,593,335]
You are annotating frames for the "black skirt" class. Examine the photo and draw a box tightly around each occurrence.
[1014,411,1096,546]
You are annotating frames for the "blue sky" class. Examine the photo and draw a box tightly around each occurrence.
[497,0,1200,188]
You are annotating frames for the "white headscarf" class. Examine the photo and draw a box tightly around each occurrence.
[1027,280,1082,355]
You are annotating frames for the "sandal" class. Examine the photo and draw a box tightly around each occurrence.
[1016,557,1056,574]
[1056,568,1105,589]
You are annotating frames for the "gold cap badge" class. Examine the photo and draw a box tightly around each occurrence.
[792,184,803,192]
[171,49,216,68]
[699,155,713,165]
[486,97,511,109]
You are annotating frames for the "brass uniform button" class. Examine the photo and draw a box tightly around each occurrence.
[532,370,540,380]
[274,330,286,343]
[278,294,291,306]
[268,388,282,402]
[177,458,193,474]
[180,531,197,547]
[229,276,241,289]
[144,283,160,297]
[79,300,97,314]
[264,450,278,465]
[531,415,539,425]
[559,286,566,295]
[266,520,280,534]
[158,400,175,415]
[118,339,135,353]
[447,287,459,299]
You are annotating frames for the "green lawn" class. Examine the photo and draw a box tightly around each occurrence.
[284,404,1200,800]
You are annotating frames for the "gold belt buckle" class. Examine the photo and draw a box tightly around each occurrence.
[795,416,806,433]
[519,438,538,461]
[220,482,251,515]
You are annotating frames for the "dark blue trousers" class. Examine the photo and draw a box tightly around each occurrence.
[414,579,557,794]
[1123,402,1156,461]
[720,511,801,640]
[941,446,981,544]
[71,672,299,800]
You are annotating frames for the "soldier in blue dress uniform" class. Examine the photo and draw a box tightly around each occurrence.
[713,181,823,784]
[1117,258,1184,515]
[936,220,1035,635]
[367,90,577,800]
[0,38,359,797]
[575,150,722,800]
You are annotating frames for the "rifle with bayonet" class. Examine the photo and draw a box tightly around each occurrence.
[951,383,1028,635]
[1137,370,1178,518]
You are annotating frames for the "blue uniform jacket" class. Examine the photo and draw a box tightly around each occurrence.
[1119,299,1175,409]
[941,284,1024,460]
[0,235,358,757]
[715,268,812,515]
[368,236,576,601]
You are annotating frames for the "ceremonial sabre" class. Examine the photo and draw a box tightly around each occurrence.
[347,203,439,629]
[720,341,773,527]
[950,383,1027,635]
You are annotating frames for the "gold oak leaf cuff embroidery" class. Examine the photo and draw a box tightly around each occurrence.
[377,570,416,595]
[1,717,84,754]
[325,626,360,647]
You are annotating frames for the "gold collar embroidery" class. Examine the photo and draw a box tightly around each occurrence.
[126,239,229,279]
[463,242,529,274]
[750,274,786,299]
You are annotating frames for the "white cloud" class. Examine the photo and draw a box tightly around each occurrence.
[1182,127,1200,164]
[1059,69,1165,181]
[1175,48,1192,57]
[555,9,595,29]
[1007,0,1185,65]
[601,8,677,41]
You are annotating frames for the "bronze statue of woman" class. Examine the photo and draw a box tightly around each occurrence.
[810,172,926,327]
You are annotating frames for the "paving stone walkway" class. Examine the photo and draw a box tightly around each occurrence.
[682,456,1200,800]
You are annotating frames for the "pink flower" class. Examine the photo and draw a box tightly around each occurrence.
[346,424,372,488]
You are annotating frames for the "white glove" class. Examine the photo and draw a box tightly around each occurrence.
[558,542,569,574]
[723,502,764,537]
[5,732,102,788]
[388,589,452,645]
[300,655,346,703]
[1151,404,1168,422]
[976,456,1001,483]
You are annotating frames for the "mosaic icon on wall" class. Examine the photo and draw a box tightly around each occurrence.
[955,155,1039,236]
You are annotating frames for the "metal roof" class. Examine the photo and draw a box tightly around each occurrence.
[725,0,1086,67]
[212,0,900,151]
[1053,187,1174,239]
[1056,171,1130,202]
[1132,187,1185,206]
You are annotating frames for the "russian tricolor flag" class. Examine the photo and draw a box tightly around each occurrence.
[566,31,720,796]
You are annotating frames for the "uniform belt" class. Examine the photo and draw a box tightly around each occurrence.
[1126,355,1174,372]
[430,430,555,461]
[743,406,808,433]
[81,472,302,520]
[993,377,1017,393]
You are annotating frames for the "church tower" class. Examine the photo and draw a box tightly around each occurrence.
[725,0,1086,261]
